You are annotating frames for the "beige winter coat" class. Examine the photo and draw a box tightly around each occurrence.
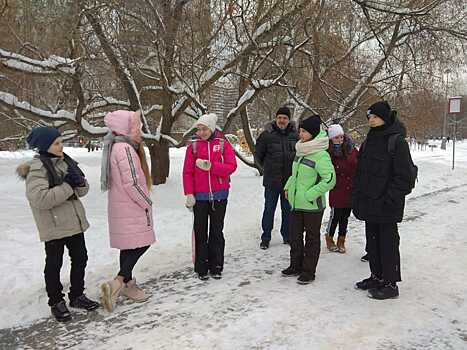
[17,156,90,242]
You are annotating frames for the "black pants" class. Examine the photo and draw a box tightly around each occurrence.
[193,199,227,275]
[289,211,324,277]
[326,207,352,237]
[44,232,87,306]
[118,246,150,283]
[365,222,401,283]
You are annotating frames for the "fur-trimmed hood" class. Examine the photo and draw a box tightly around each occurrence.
[16,162,32,180]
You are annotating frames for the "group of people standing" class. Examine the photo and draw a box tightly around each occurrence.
[254,102,414,297]
[17,100,414,323]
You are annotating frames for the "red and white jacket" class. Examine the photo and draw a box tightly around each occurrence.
[182,132,237,200]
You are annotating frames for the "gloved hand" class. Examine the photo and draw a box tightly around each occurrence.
[195,158,211,171]
[64,164,86,188]
[185,194,196,211]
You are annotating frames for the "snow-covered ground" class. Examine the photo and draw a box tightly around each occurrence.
[1,140,466,349]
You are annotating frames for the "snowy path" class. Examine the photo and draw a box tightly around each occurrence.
[1,143,467,349]
[2,182,467,349]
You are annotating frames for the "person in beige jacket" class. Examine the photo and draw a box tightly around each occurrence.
[17,127,99,322]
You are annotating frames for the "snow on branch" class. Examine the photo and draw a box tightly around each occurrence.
[80,118,107,135]
[286,88,319,118]
[0,92,75,121]
[352,0,443,17]
[1,92,108,136]
[198,1,309,94]
[227,88,256,119]
[82,97,131,115]
[0,48,76,75]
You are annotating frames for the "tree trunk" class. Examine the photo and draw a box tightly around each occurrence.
[149,139,170,185]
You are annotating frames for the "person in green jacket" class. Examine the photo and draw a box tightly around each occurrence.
[281,115,336,284]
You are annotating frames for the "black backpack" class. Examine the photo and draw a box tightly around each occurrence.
[388,134,418,190]
[360,134,418,190]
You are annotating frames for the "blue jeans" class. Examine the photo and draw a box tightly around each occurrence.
[261,186,290,242]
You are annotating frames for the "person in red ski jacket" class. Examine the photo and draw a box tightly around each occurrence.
[182,113,237,280]
[325,124,358,253]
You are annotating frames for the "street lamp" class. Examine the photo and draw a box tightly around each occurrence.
[441,68,451,150]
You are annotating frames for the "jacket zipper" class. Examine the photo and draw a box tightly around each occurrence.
[293,157,301,209]
[207,140,213,202]
[145,208,151,226]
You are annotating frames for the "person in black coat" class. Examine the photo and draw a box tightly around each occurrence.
[255,106,299,249]
[352,101,413,300]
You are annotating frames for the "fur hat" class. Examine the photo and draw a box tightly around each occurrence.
[26,127,61,152]
[327,124,344,139]
[276,106,291,119]
[299,115,321,138]
[195,113,218,132]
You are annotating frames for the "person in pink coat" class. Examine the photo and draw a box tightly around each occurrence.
[100,110,155,312]
[183,113,237,280]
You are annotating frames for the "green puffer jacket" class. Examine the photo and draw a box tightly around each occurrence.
[16,156,90,242]
[284,130,336,212]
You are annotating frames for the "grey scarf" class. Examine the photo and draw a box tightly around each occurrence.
[100,132,137,191]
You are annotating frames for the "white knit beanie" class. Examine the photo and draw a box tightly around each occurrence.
[327,124,344,139]
[195,113,218,132]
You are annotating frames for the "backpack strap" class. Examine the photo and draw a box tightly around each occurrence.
[387,133,401,156]
[359,140,367,154]
[191,139,197,155]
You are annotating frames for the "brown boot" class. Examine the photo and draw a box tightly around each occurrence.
[121,279,150,303]
[325,234,338,252]
[101,277,123,312]
[337,236,346,253]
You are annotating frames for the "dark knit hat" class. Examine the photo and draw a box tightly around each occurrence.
[276,106,291,119]
[367,101,392,124]
[26,127,61,152]
[299,115,321,138]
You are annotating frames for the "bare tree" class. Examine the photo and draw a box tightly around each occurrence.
[1,0,465,178]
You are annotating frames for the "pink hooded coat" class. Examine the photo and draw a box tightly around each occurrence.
[183,132,237,196]
[104,110,155,249]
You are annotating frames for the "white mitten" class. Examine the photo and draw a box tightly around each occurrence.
[185,194,196,210]
[195,158,211,171]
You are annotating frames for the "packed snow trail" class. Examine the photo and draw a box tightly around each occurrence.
[2,182,467,350]
[1,143,467,349]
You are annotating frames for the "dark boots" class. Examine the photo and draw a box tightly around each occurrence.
[281,266,301,277]
[260,240,270,250]
[355,275,384,290]
[52,294,99,322]
[368,283,399,300]
[51,300,72,322]
[69,294,100,311]
[297,273,315,285]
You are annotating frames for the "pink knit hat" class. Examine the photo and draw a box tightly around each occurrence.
[104,110,142,143]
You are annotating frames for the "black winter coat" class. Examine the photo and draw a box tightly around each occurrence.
[255,121,298,189]
[352,119,412,223]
